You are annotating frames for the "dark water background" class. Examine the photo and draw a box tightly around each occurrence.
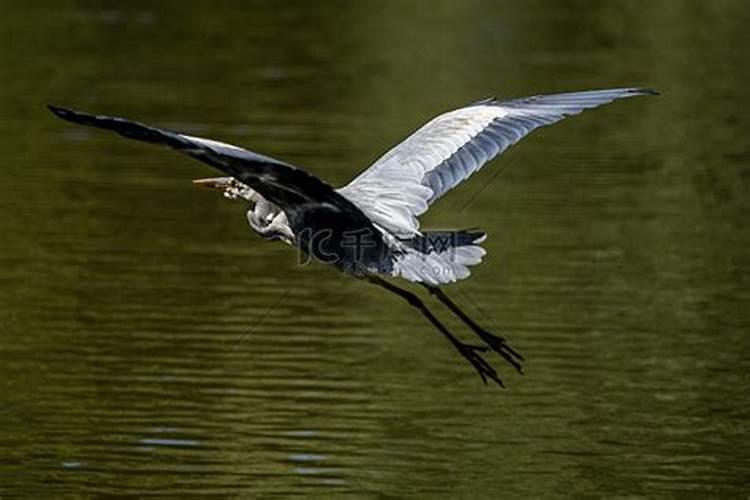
[1,1,749,497]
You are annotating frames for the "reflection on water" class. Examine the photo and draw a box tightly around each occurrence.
[1,1,749,497]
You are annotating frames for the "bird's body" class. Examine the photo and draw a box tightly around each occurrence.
[214,177,487,283]
[50,87,657,386]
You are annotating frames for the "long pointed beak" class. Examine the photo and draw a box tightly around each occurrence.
[193,176,257,203]
[192,177,234,191]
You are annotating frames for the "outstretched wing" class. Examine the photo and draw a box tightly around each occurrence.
[339,88,657,237]
[48,105,370,231]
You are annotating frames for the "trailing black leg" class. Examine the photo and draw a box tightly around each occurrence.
[423,285,524,374]
[365,274,505,387]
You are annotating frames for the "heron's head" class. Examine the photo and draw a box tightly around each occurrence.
[193,176,294,245]
[193,176,258,205]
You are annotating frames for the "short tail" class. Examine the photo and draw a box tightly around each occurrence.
[391,229,487,285]
[412,229,486,253]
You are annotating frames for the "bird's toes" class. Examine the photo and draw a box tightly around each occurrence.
[457,343,505,388]
[476,329,525,374]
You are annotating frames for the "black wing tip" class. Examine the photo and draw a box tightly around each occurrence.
[628,87,660,96]
[471,87,659,107]
[48,104,89,124]
[48,104,72,118]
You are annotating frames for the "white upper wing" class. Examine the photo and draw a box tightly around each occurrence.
[338,88,656,237]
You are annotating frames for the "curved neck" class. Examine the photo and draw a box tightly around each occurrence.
[246,201,294,245]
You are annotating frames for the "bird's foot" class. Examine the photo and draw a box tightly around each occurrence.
[423,286,524,378]
[454,341,506,387]
[472,327,525,375]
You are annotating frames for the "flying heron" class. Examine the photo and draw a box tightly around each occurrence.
[49,87,657,386]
